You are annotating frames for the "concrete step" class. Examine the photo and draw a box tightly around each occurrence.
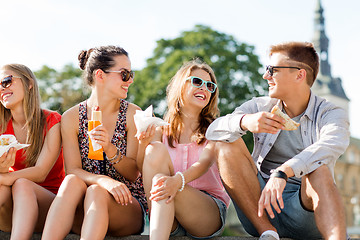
[0,231,292,240]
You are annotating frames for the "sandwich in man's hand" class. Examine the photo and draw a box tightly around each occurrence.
[271,105,300,131]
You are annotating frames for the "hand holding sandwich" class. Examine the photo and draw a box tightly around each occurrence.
[0,147,16,173]
[240,105,300,134]
[241,112,286,134]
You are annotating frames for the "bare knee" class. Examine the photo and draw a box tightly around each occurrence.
[144,142,169,169]
[215,138,250,159]
[85,184,108,203]
[307,165,335,190]
[57,174,87,196]
[214,138,255,172]
[303,165,338,208]
[12,178,34,198]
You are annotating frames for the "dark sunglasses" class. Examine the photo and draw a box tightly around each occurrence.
[0,75,21,89]
[186,76,217,93]
[105,68,135,82]
[266,65,301,77]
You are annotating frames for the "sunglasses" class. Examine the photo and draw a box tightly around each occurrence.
[266,65,301,77]
[0,75,21,89]
[186,76,217,93]
[105,68,135,82]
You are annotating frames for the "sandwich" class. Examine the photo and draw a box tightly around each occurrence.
[271,105,300,131]
[0,136,11,146]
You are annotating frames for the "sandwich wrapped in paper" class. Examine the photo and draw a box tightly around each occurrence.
[0,134,30,157]
[271,105,300,131]
[134,105,169,133]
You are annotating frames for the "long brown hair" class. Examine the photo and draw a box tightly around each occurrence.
[0,64,46,167]
[164,59,219,148]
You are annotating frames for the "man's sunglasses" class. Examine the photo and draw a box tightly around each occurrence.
[186,76,217,93]
[266,65,301,77]
[0,75,21,89]
[105,68,135,82]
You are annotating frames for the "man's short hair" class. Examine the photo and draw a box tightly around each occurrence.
[269,42,319,86]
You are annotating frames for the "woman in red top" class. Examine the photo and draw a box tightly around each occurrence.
[0,64,65,239]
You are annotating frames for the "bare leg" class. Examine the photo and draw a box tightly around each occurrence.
[10,178,55,240]
[144,142,223,239]
[302,165,347,240]
[0,185,13,232]
[80,184,143,239]
[142,142,174,240]
[173,186,222,238]
[42,174,87,240]
[214,139,276,235]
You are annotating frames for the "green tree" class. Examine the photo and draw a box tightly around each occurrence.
[35,64,90,114]
[129,24,267,116]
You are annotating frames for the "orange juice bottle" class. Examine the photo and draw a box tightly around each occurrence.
[88,109,104,160]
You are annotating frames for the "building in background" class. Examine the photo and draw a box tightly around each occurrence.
[311,0,360,228]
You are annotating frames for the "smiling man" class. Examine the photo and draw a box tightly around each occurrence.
[206,42,349,240]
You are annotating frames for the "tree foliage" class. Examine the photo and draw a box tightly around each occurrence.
[128,24,267,117]
[35,64,90,114]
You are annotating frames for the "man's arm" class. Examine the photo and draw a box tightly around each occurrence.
[284,106,349,178]
[206,97,282,142]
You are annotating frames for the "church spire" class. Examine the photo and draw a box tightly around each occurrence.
[311,0,349,107]
[313,0,331,78]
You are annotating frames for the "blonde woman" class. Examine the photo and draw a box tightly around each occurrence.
[42,46,146,240]
[137,60,230,240]
[0,64,65,239]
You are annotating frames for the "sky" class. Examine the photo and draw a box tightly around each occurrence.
[1,0,360,137]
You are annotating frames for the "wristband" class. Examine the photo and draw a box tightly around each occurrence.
[107,147,120,161]
[175,172,185,192]
[270,169,288,182]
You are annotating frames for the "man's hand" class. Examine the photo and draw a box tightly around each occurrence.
[241,112,285,134]
[258,177,286,219]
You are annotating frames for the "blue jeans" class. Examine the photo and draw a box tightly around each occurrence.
[233,173,322,240]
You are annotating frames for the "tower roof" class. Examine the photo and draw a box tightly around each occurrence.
[312,0,349,100]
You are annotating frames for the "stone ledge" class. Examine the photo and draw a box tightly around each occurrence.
[1,231,359,239]
[0,231,294,240]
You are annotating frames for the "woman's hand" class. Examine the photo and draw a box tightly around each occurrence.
[149,174,182,203]
[0,147,16,173]
[135,124,156,146]
[98,177,133,205]
[88,125,112,152]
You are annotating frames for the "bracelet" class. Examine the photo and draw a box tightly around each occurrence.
[107,147,120,161]
[111,153,123,165]
[270,169,288,181]
[175,172,185,192]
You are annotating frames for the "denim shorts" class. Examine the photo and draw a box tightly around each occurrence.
[233,173,322,240]
[170,191,227,239]
[134,197,147,234]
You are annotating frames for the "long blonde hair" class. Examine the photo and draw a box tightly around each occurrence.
[164,59,219,148]
[0,64,46,167]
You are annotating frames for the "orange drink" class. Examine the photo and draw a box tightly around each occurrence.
[88,110,104,160]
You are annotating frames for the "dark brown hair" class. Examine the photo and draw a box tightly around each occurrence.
[78,45,129,86]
